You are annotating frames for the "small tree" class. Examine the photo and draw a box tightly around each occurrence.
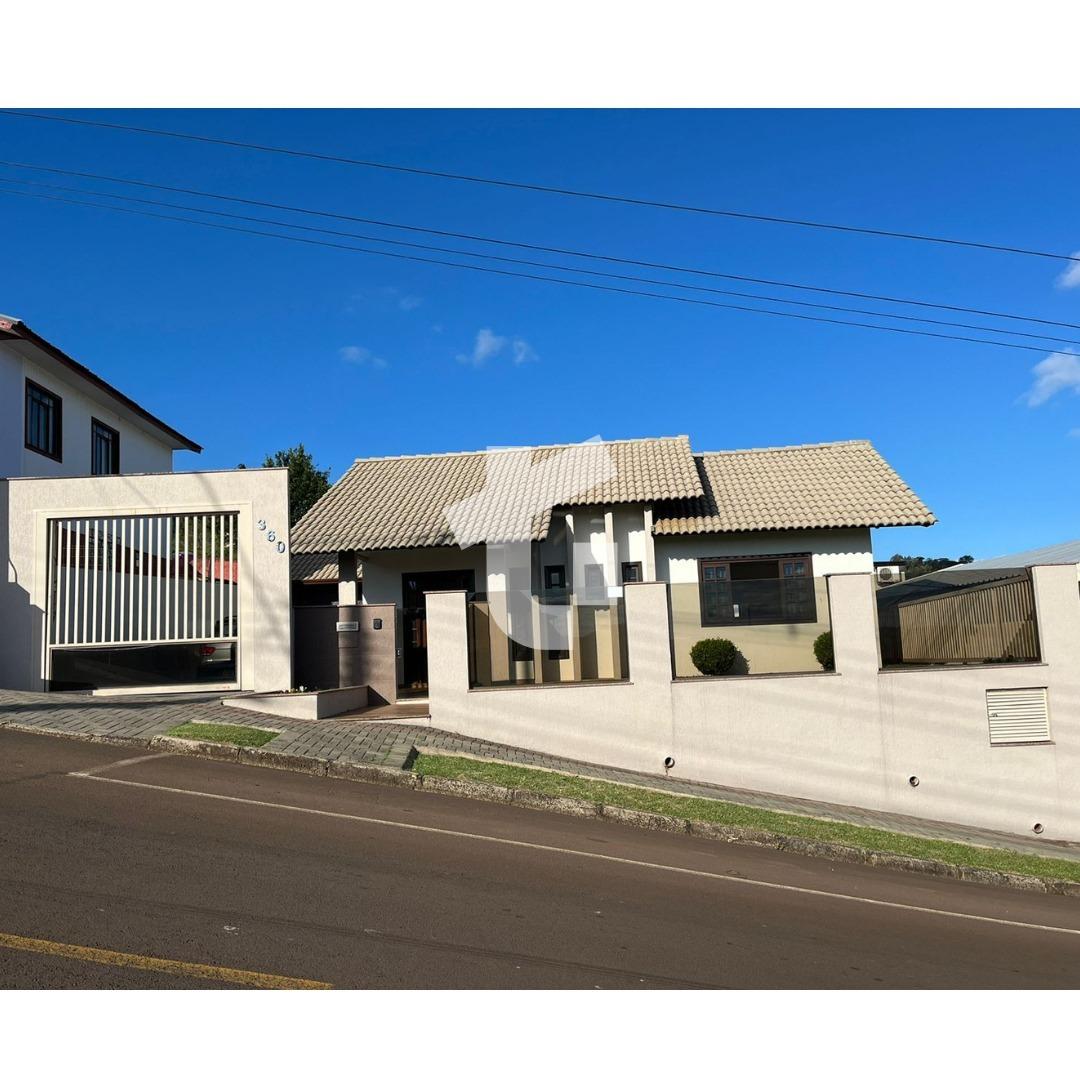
[262,444,331,527]
[813,631,834,671]
[690,638,739,676]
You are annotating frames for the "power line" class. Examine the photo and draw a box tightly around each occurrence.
[3,174,1078,349]
[0,184,1060,356]
[2,108,1077,265]
[2,157,1078,334]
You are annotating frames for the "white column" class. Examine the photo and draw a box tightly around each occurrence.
[604,509,622,677]
[338,551,358,606]
[827,572,880,678]
[643,506,657,582]
[563,511,582,681]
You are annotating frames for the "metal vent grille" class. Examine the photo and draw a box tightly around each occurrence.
[986,687,1050,745]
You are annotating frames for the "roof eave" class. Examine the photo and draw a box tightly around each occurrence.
[1,320,203,453]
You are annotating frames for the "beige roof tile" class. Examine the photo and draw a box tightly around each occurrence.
[653,440,935,535]
[290,551,339,582]
[291,436,703,553]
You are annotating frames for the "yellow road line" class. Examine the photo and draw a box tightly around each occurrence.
[0,932,332,989]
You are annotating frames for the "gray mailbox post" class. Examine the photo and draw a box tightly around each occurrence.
[336,606,362,688]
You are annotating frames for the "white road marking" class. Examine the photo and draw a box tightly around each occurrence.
[68,770,1080,939]
[75,752,174,777]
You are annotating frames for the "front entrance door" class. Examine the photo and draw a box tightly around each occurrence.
[401,569,476,690]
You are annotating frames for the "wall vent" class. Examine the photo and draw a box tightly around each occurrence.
[986,687,1050,746]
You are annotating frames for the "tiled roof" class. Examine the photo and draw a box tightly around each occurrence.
[652,441,935,535]
[290,552,339,581]
[291,436,703,553]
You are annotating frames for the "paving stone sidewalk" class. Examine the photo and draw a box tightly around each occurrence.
[2,687,1078,863]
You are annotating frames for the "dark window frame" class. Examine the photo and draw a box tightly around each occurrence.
[25,378,63,462]
[543,564,566,591]
[698,553,816,627]
[621,560,643,584]
[90,417,121,475]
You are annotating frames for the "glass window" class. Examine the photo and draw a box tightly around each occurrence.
[91,419,120,475]
[25,379,62,460]
[621,561,643,584]
[699,555,816,626]
[544,564,565,590]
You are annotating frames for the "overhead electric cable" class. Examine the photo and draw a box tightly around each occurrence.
[2,174,1077,348]
[0,184,1062,356]
[1,108,1076,264]
[1,157,1078,333]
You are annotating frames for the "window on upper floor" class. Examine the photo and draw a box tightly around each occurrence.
[91,418,120,475]
[621,561,643,584]
[699,554,816,626]
[25,379,62,461]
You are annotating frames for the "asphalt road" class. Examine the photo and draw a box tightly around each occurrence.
[2,729,1080,989]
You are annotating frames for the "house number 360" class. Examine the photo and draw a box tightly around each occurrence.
[257,519,287,554]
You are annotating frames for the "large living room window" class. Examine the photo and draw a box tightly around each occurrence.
[25,379,63,461]
[91,418,120,475]
[699,554,816,626]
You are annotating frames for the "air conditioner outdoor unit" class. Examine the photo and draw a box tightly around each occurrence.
[876,566,901,585]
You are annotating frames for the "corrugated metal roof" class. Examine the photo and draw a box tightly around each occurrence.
[652,440,935,535]
[959,538,1080,570]
[291,436,703,553]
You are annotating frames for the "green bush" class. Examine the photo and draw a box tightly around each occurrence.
[690,638,738,676]
[813,631,834,671]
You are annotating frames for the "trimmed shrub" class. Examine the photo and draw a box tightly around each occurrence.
[813,631,834,671]
[690,638,738,676]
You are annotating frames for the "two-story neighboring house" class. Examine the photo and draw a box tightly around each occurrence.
[0,315,291,695]
[0,315,201,477]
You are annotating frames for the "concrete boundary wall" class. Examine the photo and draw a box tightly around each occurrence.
[427,565,1080,841]
[1,469,292,692]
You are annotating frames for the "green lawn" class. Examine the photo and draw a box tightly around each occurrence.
[166,721,278,748]
[414,753,1080,884]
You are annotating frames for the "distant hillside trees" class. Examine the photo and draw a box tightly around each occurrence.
[890,553,974,579]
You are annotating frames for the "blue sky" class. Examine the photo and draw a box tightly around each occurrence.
[2,109,1078,560]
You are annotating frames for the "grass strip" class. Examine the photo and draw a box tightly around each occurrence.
[166,721,278,748]
[414,753,1080,884]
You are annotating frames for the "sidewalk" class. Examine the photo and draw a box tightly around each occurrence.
[2,687,1078,863]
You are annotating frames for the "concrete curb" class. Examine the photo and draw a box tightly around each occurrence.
[4,722,153,749]
[151,735,240,761]
[238,747,329,775]
[405,771,1080,898]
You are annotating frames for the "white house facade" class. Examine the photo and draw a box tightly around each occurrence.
[0,315,291,695]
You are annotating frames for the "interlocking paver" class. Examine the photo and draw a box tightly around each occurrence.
[3,686,1078,862]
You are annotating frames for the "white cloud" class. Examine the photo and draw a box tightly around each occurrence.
[345,286,423,313]
[1055,252,1080,289]
[456,327,538,367]
[510,338,538,365]
[339,344,388,369]
[1068,428,1080,439]
[1023,350,1080,406]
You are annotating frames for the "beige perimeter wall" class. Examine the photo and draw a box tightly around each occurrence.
[0,468,292,692]
[426,565,1080,841]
